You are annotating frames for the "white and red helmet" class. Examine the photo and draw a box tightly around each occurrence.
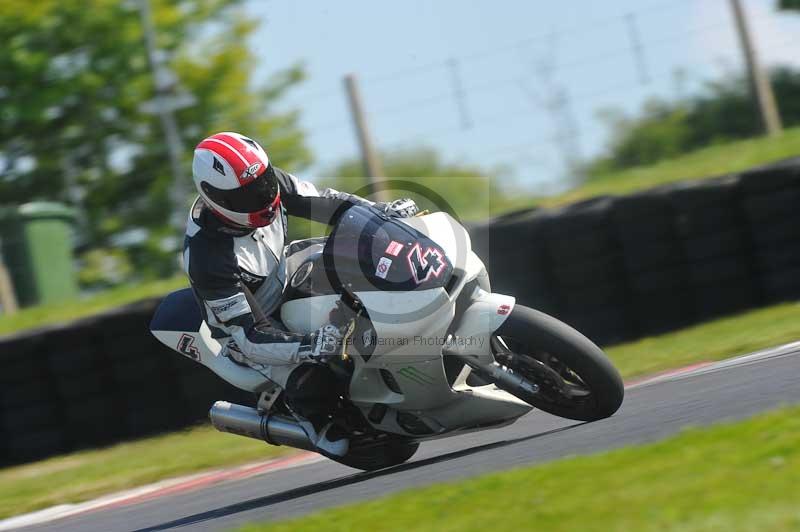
[191,132,281,228]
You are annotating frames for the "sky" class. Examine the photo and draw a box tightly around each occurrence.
[246,0,800,194]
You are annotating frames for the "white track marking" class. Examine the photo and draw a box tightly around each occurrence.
[627,341,800,390]
[0,453,323,531]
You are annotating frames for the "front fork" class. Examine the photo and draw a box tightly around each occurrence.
[446,288,515,364]
[452,353,540,398]
[443,289,540,399]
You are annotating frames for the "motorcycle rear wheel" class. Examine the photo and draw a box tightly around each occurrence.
[492,305,624,421]
[332,440,419,471]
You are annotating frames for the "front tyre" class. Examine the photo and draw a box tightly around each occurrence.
[493,305,624,421]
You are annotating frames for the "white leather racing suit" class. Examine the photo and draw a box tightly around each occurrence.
[182,167,373,386]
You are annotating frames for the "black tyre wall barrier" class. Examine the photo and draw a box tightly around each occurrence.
[0,299,252,467]
[2,157,800,466]
[471,157,800,345]
[738,158,800,302]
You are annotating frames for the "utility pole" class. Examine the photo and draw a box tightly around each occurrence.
[139,0,192,234]
[624,13,651,85]
[729,0,783,136]
[520,30,584,185]
[343,74,388,202]
[446,57,473,130]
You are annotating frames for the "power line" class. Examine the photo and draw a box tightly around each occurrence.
[302,26,800,179]
[375,32,799,151]
[359,0,696,86]
[310,23,796,174]
[301,11,799,175]
[289,0,699,104]
[306,16,768,139]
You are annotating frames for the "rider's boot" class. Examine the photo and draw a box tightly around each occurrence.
[282,364,350,457]
[295,416,349,457]
[257,385,349,457]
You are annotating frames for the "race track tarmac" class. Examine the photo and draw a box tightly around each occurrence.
[20,344,800,532]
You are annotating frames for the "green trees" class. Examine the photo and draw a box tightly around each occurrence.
[587,67,800,177]
[585,2,799,178]
[0,0,309,284]
[326,148,521,221]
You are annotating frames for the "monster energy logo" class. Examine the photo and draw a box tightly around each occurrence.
[397,366,435,386]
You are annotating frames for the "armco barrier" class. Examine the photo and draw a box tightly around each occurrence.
[1,157,799,465]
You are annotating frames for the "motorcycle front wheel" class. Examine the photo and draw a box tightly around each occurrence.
[492,305,624,421]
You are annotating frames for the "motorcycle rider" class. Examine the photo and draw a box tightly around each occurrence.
[185,132,417,456]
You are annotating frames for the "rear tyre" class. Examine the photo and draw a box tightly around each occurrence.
[493,305,624,421]
[332,440,419,471]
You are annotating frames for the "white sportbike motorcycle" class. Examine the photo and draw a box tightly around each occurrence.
[151,205,624,470]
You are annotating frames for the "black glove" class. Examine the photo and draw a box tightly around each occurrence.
[376,198,419,218]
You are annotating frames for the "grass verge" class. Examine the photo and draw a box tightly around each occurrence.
[240,405,800,532]
[542,126,800,208]
[0,424,290,520]
[0,276,187,337]
[606,301,800,378]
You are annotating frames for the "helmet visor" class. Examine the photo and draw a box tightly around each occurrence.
[201,164,280,214]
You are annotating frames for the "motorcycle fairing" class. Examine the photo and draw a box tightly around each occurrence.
[151,210,529,439]
[150,288,281,391]
[284,206,455,301]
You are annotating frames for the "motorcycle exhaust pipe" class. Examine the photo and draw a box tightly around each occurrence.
[452,354,539,398]
[209,401,317,452]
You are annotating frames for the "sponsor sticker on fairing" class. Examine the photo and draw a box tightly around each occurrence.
[407,243,446,284]
[385,241,404,257]
[177,334,201,360]
[375,256,393,279]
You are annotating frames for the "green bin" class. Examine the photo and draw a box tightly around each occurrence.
[0,202,78,307]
